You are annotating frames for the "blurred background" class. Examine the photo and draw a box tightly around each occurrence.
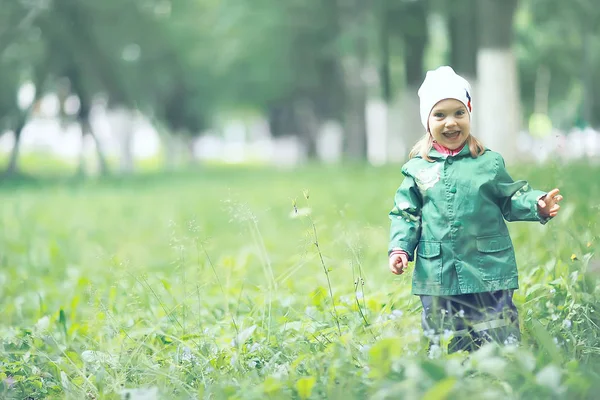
[1,0,599,178]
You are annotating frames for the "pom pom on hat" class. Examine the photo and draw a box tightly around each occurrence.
[417,66,472,130]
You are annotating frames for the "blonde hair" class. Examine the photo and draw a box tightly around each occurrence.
[408,134,486,162]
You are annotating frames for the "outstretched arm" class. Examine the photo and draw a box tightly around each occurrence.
[493,154,559,224]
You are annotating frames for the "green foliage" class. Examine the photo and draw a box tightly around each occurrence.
[0,161,598,398]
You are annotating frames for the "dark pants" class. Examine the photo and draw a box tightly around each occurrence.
[420,290,520,353]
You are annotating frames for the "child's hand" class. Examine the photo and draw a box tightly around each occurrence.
[389,252,408,275]
[538,188,563,218]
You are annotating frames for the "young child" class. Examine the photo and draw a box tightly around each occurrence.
[388,66,562,353]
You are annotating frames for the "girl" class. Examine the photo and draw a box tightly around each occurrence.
[388,66,562,353]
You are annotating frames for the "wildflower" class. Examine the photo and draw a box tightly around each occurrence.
[428,344,442,359]
[504,334,518,346]
[571,254,578,261]
[457,309,465,318]
[424,329,436,339]
[442,329,453,341]
[390,309,403,319]
[536,365,563,393]
[248,342,262,353]
[562,319,572,329]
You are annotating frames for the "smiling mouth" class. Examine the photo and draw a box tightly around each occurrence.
[443,131,461,139]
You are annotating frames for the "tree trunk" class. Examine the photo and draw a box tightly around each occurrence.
[5,114,26,176]
[77,115,109,176]
[448,0,479,131]
[476,0,520,161]
[388,0,428,162]
[379,0,391,103]
[293,98,320,159]
[449,0,478,78]
[341,58,368,160]
[337,0,369,160]
[113,107,135,174]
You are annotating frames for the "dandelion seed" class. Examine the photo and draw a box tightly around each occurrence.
[289,207,311,218]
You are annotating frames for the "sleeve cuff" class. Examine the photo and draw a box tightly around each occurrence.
[388,241,416,261]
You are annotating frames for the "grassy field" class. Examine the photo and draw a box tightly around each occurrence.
[0,160,599,399]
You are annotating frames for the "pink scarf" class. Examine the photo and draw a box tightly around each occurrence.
[433,141,466,156]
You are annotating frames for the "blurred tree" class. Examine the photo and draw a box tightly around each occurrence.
[447,0,477,81]
[516,0,600,129]
[0,0,47,176]
[337,0,370,160]
[384,0,429,162]
[476,0,520,159]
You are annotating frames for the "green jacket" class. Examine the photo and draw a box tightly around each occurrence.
[388,145,550,295]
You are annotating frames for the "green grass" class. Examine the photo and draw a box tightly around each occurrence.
[0,160,599,399]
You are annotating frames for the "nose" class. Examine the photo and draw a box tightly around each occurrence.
[445,117,457,128]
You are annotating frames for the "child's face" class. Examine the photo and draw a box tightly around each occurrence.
[428,99,470,150]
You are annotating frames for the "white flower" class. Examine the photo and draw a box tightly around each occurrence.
[536,365,564,393]
[424,329,436,339]
[504,334,519,346]
[428,344,442,359]
[562,319,572,329]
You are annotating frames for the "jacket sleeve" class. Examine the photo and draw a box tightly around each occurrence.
[388,166,423,261]
[493,154,551,224]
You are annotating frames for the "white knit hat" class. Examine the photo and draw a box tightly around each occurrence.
[417,66,473,130]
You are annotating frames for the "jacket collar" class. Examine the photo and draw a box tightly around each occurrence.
[425,142,473,160]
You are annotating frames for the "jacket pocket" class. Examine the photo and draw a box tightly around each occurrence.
[476,235,516,280]
[415,241,442,285]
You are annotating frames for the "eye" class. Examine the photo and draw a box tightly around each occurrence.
[456,109,466,116]
[433,112,445,118]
